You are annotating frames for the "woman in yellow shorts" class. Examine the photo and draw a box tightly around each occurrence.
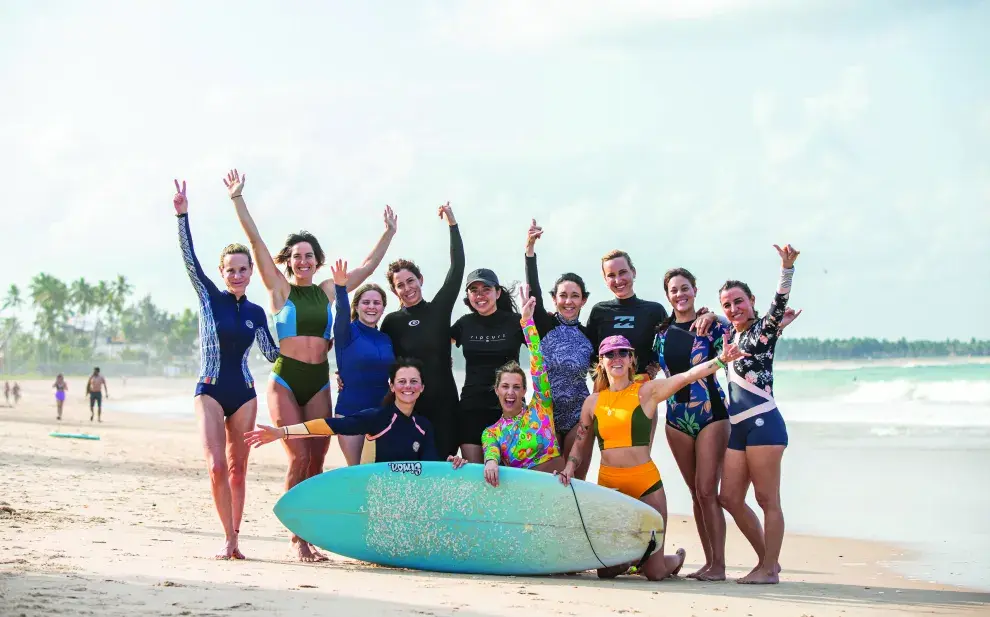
[558,334,748,580]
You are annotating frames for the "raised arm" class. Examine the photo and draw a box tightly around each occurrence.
[757,244,799,340]
[223,169,290,303]
[330,260,354,350]
[173,180,220,299]
[431,202,465,310]
[639,337,751,413]
[519,288,553,426]
[524,219,556,334]
[334,206,397,294]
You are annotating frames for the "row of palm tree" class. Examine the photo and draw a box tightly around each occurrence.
[1,274,198,371]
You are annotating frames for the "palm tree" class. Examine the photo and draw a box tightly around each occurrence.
[29,273,70,362]
[1,284,22,313]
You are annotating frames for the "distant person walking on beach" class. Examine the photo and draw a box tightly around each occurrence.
[11,382,20,406]
[85,367,108,421]
[3,381,9,406]
[53,374,68,420]
[174,179,280,560]
[716,244,800,585]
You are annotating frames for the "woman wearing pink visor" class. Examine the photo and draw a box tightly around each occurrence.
[559,333,749,581]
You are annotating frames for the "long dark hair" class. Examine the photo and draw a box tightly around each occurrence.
[463,282,519,314]
[274,231,325,278]
[381,357,425,406]
[719,279,758,320]
[657,267,697,334]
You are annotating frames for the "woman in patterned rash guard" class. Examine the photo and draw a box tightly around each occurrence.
[464,287,562,488]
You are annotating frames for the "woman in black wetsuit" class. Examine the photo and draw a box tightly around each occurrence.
[380,203,464,459]
[523,219,594,479]
[450,268,522,463]
[586,250,716,447]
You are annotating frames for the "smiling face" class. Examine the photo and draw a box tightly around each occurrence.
[354,288,385,327]
[467,282,500,316]
[392,268,423,307]
[290,241,319,282]
[496,371,526,416]
[220,253,253,295]
[602,257,635,300]
[603,349,635,385]
[552,281,587,321]
[390,367,424,406]
[720,286,756,328]
[666,275,696,316]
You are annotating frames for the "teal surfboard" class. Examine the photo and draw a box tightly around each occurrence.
[274,461,664,576]
[49,432,100,440]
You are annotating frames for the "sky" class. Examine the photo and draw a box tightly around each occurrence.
[1,0,988,340]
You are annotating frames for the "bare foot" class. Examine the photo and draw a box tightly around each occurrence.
[697,564,726,581]
[215,538,236,560]
[666,548,687,578]
[737,566,779,584]
[308,544,330,562]
[292,540,324,562]
[231,548,246,560]
[686,563,710,579]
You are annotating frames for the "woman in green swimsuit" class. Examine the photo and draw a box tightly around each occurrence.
[224,169,397,562]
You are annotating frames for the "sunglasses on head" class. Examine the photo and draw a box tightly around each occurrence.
[603,349,632,359]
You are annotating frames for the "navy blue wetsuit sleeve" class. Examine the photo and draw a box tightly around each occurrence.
[176,214,221,300]
[431,224,466,313]
[254,320,280,362]
[525,254,556,335]
[333,284,354,351]
[325,406,390,436]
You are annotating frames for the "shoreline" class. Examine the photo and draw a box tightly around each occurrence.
[2,395,988,616]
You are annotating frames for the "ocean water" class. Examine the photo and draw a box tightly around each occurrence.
[115,360,990,590]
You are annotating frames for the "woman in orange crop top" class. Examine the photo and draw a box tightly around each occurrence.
[558,334,749,581]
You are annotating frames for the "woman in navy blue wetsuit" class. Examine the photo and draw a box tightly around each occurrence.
[173,180,279,560]
[246,358,444,464]
[329,258,395,466]
[717,244,800,585]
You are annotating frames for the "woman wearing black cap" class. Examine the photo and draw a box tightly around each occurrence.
[450,269,524,463]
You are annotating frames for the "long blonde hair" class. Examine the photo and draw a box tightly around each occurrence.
[593,352,638,392]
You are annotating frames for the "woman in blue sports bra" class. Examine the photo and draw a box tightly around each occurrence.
[173,180,279,561]
[717,243,801,585]
[224,169,397,562]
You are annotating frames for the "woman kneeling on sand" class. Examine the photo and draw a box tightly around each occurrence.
[451,287,563,486]
[558,333,749,580]
[246,358,443,464]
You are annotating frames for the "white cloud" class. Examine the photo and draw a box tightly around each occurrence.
[424,0,778,50]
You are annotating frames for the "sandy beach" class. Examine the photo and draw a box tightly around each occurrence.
[1,377,988,616]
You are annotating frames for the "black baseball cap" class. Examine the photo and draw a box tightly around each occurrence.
[465,268,500,290]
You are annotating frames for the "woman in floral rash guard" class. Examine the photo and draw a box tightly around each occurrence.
[716,243,800,586]
[470,286,562,488]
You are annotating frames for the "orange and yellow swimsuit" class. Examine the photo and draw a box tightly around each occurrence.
[593,380,663,499]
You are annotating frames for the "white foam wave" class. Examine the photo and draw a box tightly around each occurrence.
[837,380,990,405]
